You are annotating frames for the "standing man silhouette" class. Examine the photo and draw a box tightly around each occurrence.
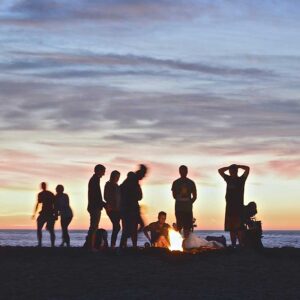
[171,165,197,238]
[87,164,106,250]
[32,182,57,247]
[218,164,250,247]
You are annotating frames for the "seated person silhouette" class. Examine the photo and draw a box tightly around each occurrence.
[83,228,108,250]
[242,202,263,248]
[143,211,170,248]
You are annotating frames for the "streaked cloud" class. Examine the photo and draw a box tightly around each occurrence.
[1,0,300,229]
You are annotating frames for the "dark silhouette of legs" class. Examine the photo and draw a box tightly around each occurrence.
[107,211,121,247]
[37,216,45,247]
[230,231,238,247]
[87,210,101,249]
[130,210,139,247]
[37,214,55,247]
[61,216,72,247]
[46,219,55,247]
[120,215,130,248]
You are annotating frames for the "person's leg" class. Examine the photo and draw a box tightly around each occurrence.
[183,211,193,238]
[61,217,71,246]
[87,210,101,249]
[37,215,45,247]
[120,215,129,248]
[237,230,245,247]
[131,225,138,247]
[108,211,121,247]
[137,206,145,232]
[60,217,65,246]
[230,231,237,247]
[65,216,72,247]
[155,236,169,248]
[175,211,183,233]
[47,219,55,247]
[131,211,139,247]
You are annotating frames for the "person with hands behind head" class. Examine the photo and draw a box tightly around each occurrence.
[218,164,250,248]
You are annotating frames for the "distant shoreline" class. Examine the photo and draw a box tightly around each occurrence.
[1,229,300,232]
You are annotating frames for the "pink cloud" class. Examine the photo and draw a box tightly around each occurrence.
[268,159,300,178]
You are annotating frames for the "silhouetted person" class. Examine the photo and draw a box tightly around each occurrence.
[120,165,147,247]
[143,211,170,248]
[218,164,250,247]
[32,182,57,247]
[171,165,197,238]
[55,184,73,247]
[86,164,106,250]
[104,170,121,248]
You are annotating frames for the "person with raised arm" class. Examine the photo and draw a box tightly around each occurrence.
[32,182,57,247]
[171,165,197,238]
[218,164,250,248]
[86,164,106,250]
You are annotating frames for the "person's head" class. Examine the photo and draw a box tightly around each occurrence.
[94,164,106,178]
[158,211,167,224]
[40,182,47,191]
[110,170,120,183]
[56,184,64,194]
[179,165,188,178]
[136,164,148,180]
[229,164,238,177]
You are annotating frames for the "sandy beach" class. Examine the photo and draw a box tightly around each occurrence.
[1,247,300,299]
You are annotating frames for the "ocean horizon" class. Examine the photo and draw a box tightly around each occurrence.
[1,229,299,248]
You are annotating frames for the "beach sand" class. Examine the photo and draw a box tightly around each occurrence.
[0,247,300,299]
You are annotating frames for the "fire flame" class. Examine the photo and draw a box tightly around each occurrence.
[168,229,183,251]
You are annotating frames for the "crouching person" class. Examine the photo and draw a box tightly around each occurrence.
[143,211,170,248]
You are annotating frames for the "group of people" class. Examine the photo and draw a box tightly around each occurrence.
[32,183,73,247]
[33,162,251,249]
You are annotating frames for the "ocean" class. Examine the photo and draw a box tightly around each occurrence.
[0,230,299,248]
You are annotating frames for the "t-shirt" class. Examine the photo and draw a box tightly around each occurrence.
[38,190,55,216]
[104,181,121,212]
[171,177,196,212]
[144,221,170,244]
[55,193,73,218]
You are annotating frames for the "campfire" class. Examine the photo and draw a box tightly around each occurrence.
[168,229,183,251]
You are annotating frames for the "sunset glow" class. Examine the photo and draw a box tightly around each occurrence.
[0,1,300,231]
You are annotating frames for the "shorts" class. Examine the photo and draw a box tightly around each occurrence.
[37,213,55,231]
[175,210,193,231]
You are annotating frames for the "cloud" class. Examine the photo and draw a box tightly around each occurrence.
[267,159,300,178]
[2,0,300,28]
[1,0,212,26]
[1,51,275,80]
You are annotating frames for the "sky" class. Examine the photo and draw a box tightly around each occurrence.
[0,0,300,230]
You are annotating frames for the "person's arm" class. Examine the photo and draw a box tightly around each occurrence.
[238,165,250,179]
[171,182,176,200]
[32,201,39,219]
[218,166,230,179]
[191,182,197,203]
[137,184,143,201]
[53,193,58,220]
[143,225,151,243]
[103,182,110,203]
